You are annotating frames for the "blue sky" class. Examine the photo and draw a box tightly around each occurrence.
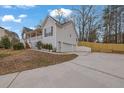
[0,5,104,38]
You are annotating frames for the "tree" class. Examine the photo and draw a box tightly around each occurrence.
[75,6,93,41]
[103,6,111,43]
[72,5,99,41]
[1,36,11,49]
[55,9,65,23]
[103,6,124,44]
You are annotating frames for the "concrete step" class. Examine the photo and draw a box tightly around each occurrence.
[76,46,91,52]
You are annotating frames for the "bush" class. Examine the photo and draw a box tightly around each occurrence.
[46,44,49,49]
[36,41,42,50]
[1,36,11,49]
[0,41,4,48]
[13,43,24,50]
[48,44,53,51]
[41,43,53,51]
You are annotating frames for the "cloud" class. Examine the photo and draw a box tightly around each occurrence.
[49,8,72,17]
[2,15,21,23]
[15,5,36,9]
[19,14,27,18]
[1,5,36,9]
[29,27,35,30]
[2,5,12,8]
[1,14,27,23]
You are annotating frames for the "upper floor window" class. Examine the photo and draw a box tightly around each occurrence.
[51,26,53,36]
[44,26,53,37]
[44,28,47,37]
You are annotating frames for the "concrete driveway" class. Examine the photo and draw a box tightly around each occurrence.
[0,50,124,87]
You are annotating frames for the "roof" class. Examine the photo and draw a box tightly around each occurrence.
[0,26,19,39]
[22,27,42,33]
[23,27,33,32]
[42,16,73,27]
[22,27,34,35]
[0,27,5,29]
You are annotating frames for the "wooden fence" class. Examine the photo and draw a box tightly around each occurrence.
[79,41,124,53]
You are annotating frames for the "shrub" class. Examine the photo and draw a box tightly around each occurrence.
[41,43,53,51]
[48,44,53,51]
[1,36,11,49]
[0,41,4,48]
[46,44,49,49]
[13,43,24,50]
[36,41,42,50]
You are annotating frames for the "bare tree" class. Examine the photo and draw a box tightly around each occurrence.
[72,5,100,42]
[54,9,66,23]
[86,7,100,42]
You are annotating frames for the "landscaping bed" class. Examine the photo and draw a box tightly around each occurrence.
[0,49,78,75]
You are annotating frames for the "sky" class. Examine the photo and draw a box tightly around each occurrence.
[0,5,104,38]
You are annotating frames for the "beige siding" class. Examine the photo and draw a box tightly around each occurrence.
[0,28,7,40]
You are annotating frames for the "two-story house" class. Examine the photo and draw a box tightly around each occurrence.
[22,16,78,52]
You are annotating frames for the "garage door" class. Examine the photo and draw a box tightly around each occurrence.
[61,43,76,52]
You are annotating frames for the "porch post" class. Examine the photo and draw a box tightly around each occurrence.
[36,31,38,41]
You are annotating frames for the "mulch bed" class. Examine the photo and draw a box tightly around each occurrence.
[0,50,78,75]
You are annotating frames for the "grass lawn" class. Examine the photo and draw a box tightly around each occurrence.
[0,49,78,75]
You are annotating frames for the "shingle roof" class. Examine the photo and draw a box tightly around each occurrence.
[23,27,33,32]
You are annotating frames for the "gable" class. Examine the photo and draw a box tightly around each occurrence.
[56,21,78,38]
[42,16,78,38]
[42,16,56,28]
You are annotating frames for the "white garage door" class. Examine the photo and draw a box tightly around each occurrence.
[61,43,76,52]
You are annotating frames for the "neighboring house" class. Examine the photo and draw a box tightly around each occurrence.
[0,26,19,41]
[22,16,78,52]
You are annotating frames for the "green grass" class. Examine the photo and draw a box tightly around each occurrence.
[0,53,11,58]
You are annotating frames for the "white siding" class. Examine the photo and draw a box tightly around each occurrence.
[61,43,76,52]
[42,17,57,48]
[56,22,77,52]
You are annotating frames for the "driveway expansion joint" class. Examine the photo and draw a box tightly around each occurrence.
[7,72,21,88]
[70,62,124,81]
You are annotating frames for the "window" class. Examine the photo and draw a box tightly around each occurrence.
[51,26,53,36]
[44,29,46,37]
[44,27,53,37]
